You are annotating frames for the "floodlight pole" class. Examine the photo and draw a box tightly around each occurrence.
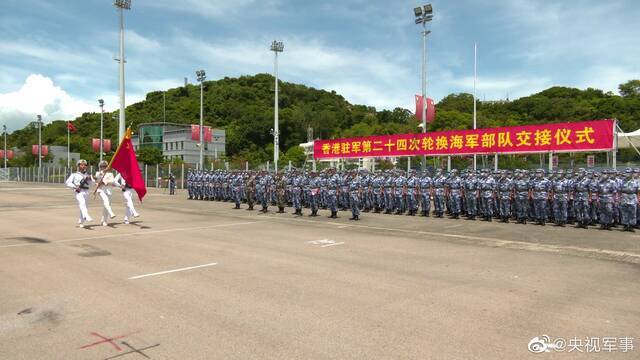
[37,115,42,181]
[473,42,477,171]
[99,99,105,163]
[414,4,432,171]
[3,125,7,170]
[196,70,206,170]
[421,24,429,171]
[114,0,131,143]
[271,40,284,173]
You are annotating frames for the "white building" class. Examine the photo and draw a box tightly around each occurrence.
[131,122,225,164]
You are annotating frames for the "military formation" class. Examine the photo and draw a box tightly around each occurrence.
[185,167,640,231]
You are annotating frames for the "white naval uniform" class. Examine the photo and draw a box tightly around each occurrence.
[65,171,94,224]
[95,171,116,224]
[114,173,139,222]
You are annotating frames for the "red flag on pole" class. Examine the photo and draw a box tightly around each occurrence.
[108,128,147,201]
[191,124,200,141]
[415,95,436,123]
[92,139,112,152]
[204,126,212,143]
[92,138,100,152]
[67,121,77,132]
[32,145,48,156]
[103,139,112,153]
[426,98,435,123]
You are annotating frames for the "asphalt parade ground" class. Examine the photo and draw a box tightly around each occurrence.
[0,182,638,359]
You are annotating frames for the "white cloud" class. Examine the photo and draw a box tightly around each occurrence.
[0,75,145,132]
[0,74,95,131]
[140,0,283,19]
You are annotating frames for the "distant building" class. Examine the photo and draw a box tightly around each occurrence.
[131,122,225,164]
[44,146,80,167]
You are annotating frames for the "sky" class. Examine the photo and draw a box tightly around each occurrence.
[0,0,639,131]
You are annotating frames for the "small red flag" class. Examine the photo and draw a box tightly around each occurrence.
[67,121,77,132]
[110,129,147,201]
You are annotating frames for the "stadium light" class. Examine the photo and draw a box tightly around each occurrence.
[114,0,132,143]
[413,3,433,171]
[270,40,284,173]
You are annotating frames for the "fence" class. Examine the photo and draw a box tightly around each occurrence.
[1,151,636,188]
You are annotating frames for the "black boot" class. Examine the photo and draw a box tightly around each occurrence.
[278,207,285,213]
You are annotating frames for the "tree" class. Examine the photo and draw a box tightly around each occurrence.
[619,80,640,97]
[137,147,163,165]
[281,146,306,167]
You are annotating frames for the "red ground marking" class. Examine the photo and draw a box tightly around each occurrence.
[78,332,131,351]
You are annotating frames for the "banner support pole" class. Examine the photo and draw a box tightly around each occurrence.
[612,119,618,170]
[548,152,553,172]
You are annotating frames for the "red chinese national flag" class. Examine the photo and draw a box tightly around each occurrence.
[109,128,147,201]
[67,121,77,132]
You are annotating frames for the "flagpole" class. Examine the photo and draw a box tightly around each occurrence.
[106,127,131,171]
[94,127,130,197]
[473,42,477,171]
[67,123,70,170]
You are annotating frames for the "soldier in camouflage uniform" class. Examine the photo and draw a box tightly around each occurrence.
[619,168,638,232]
[276,173,287,213]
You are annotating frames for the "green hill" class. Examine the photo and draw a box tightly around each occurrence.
[5,75,640,167]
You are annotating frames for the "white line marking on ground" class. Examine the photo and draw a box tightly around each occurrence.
[0,188,65,191]
[321,242,345,248]
[256,214,640,263]
[0,205,76,211]
[0,221,260,249]
[128,262,217,280]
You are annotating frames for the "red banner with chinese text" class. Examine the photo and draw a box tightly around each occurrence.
[313,119,615,159]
